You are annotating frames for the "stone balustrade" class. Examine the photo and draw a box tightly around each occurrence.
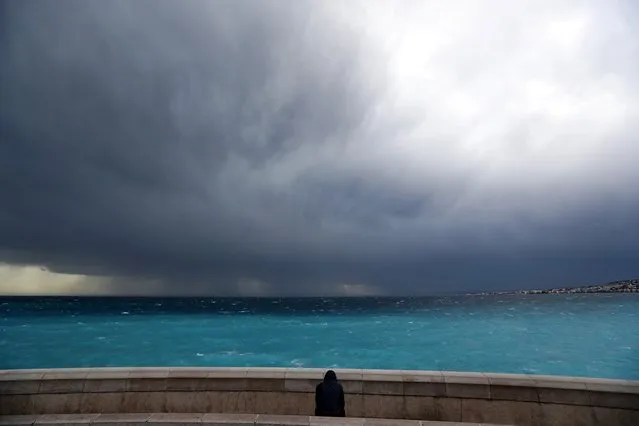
[0,412,505,425]
[0,368,637,426]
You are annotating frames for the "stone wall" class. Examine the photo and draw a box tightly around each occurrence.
[1,368,637,426]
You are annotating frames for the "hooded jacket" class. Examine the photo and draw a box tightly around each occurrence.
[315,370,345,417]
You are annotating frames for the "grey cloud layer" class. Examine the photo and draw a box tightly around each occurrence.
[1,0,638,295]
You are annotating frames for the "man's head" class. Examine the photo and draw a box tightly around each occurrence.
[324,370,337,381]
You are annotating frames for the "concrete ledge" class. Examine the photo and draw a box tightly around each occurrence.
[1,368,638,426]
[0,413,503,426]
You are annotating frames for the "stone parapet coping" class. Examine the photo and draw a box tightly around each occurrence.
[0,412,505,426]
[1,368,638,410]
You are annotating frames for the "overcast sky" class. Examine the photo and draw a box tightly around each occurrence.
[1,0,638,296]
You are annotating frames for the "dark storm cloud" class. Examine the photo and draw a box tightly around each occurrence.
[1,0,638,295]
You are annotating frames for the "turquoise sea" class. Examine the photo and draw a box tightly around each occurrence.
[1,294,638,379]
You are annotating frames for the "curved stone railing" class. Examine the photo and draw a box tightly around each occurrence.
[0,368,637,426]
[0,413,495,425]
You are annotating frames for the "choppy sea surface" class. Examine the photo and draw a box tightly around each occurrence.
[1,294,638,379]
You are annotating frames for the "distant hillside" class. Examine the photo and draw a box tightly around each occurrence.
[519,279,638,294]
[473,279,639,296]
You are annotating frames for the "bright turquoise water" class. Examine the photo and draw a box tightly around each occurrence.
[1,295,638,379]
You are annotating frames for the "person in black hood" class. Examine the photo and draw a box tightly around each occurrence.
[315,370,345,417]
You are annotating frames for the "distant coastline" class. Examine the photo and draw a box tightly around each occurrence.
[476,279,639,296]
[1,279,638,299]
